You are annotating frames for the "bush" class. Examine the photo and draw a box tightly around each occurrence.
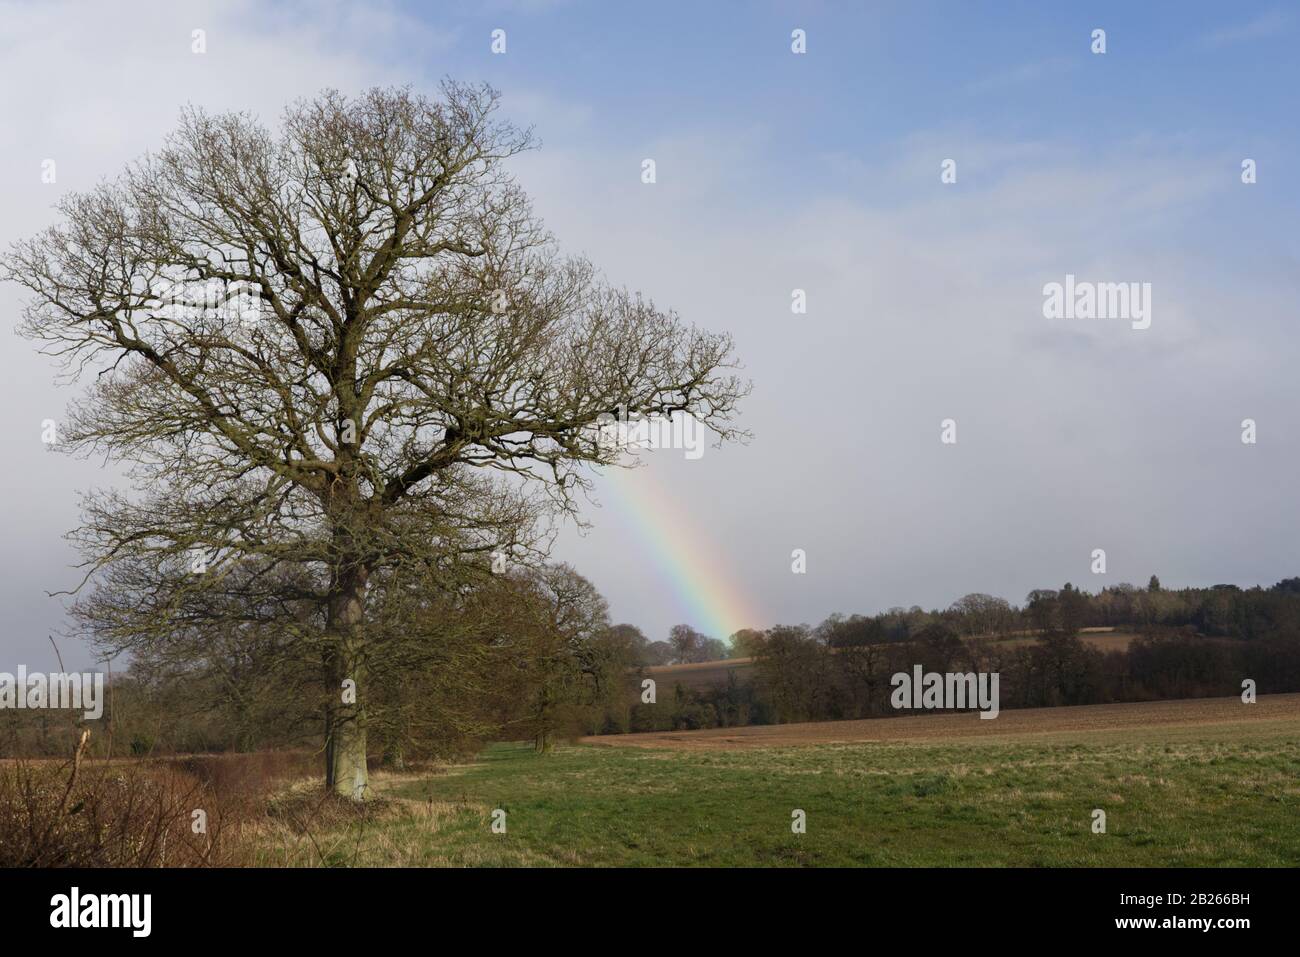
[0,736,302,867]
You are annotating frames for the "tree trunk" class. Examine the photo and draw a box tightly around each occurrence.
[382,738,406,771]
[535,686,554,753]
[324,566,369,800]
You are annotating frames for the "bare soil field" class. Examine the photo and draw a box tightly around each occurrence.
[988,630,1144,652]
[642,630,1152,692]
[583,693,1300,750]
[641,656,755,690]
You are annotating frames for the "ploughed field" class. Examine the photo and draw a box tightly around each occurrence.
[642,629,1144,692]
[581,693,1299,750]
[338,694,1300,867]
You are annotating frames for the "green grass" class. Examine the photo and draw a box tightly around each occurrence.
[291,717,1300,867]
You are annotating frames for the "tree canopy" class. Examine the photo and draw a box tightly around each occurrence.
[2,83,748,797]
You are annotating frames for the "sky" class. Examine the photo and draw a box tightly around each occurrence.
[1,0,1298,669]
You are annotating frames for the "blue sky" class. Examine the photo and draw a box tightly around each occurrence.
[382,2,1300,179]
[2,0,1298,666]
[372,1,1300,282]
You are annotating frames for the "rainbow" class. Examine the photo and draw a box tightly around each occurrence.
[599,465,759,644]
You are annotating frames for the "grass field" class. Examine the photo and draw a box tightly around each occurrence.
[252,694,1300,867]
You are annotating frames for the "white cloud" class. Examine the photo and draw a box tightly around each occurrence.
[516,126,1300,637]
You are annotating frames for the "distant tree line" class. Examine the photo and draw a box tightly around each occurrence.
[9,574,1299,757]
[600,577,1300,734]
[6,563,635,760]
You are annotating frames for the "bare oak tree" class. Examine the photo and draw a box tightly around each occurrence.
[3,83,746,798]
